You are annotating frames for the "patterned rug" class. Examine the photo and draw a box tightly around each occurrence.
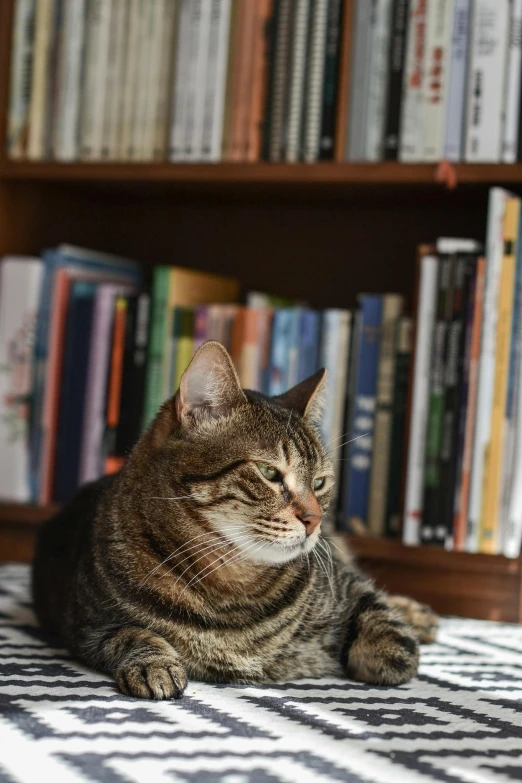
[1,564,522,783]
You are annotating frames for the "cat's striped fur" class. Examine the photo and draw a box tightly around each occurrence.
[33,342,437,699]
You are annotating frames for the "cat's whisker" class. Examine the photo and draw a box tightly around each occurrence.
[169,532,254,587]
[139,530,222,586]
[145,494,199,501]
[324,429,355,448]
[313,547,335,601]
[326,431,373,456]
[183,540,265,594]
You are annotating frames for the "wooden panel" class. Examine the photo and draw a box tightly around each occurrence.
[0,523,38,564]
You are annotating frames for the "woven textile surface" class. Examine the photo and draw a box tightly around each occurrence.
[1,563,522,783]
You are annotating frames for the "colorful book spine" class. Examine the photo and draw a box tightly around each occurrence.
[104,295,128,475]
[143,266,170,428]
[422,0,453,162]
[444,0,471,161]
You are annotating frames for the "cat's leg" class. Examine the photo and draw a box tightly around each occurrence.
[386,595,439,644]
[342,585,420,686]
[87,626,188,699]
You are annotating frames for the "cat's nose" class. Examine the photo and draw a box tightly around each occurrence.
[295,495,322,535]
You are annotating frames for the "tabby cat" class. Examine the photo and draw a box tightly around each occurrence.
[33,341,438,700]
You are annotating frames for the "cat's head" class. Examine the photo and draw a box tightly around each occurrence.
[144,341,334,565]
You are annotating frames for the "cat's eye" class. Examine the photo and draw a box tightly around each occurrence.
[313,477,325,491]
[256,463,280,481]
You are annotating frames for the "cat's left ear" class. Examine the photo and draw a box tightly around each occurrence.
[273,368,326,419]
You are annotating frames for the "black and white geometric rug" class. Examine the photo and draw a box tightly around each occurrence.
[1,563,522,783]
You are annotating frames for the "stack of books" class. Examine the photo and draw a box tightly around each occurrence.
[346,0,522,164]
[7,0,344,163]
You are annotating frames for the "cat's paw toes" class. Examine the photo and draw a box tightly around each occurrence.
[116,657,187,700]
[387,595,439,644]
[347,626,419,686]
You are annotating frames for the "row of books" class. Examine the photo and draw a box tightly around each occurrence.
[403,188,522,558]
[7,0,344,163]
[347,0,522,164]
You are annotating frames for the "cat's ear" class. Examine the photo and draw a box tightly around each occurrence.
[273,368,326,419]
[177,341,247,423]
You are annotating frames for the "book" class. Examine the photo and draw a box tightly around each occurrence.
[443,0,471,161]
[153,0,177,160]
[268,309,294,396]
[246,0,272,162]
[383,0,411,159]
[346,0,374,161]
[184,0,212,160]
[53,280,97,502]
[228,0,257,161]
[52,0,87,161]
[385,317,412,536]
[101,0,128,160]
[172,307,195,391]
[266,0,294,161]
[119,0,141,159]
[27,0,55,159]
[467,188,511,552]
[201,0,232,161]
[399,0,428,162]
[131,0,155,161]
[0,257,43,502]
[454,256,485,550]
[341,296,382,533]
[502,0,522,162]
[169,0,193,161]
[365,0,394,161]
[7,0,37,159]
[303,0,329,162]
[368,294,404,535]
[104,295,128,475]
[422,0,454,162]
[465,0,510,162]
[140,0,167,161]
[285,0,312,162]
[318,0,343,160]
[297,309,321,382]
[480,197,520,554]
[403,254,439,546]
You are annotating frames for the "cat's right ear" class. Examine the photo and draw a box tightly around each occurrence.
[150,342,246,447]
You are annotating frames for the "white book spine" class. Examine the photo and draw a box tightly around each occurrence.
[188,0,213,161]
[27,0,55,160]
[53,0,87,161]
[79,0,102,158]
[502,0,522,162]
[0,258,44,502]
[365,0,394,161]
[88,0,112,160]
[422,0,454,161]
[399,0,429,162]
[142,0,166,160]
[467,188,509,552]
[303,0,329,162]
[201,0,232,162]
[7,0,36,160]
[153,0,177,160]
[286,0,312,162]
[169,0,192,161]
[443,0,471,161]
[130,0,154,160]
[118,0,140,159]
[331,312,352,487]
[346,0,374,160]
[403,254,439,546]
[180,0,205,161]
[101,0,128,160]
[465,0,510,162]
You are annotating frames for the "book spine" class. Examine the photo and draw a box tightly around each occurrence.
[7,0,36,160]
[184,0,212,160]
[131,0,155,161]
[169,0,192,161]
[141,0,166,161]
[346,0,374,160]
[201,0,232,161]
[27,0,54,160]
[79,0,102,159]
[86,0,112,160]
[385,317,413,536]
[318,0,343,160]
[119,0,141,160]
[403,254,439,546]
[344,296,383,531]
[480,198,520,554]
[130,293,150,445]
[399,0,428,162]
[455,256,485,550]
[443,0,470,161]
[503,0,522,162]
[365,0,394,161]
[52,0,87,161]
[465,0,510,162]
[104,296,128,475]
[421,256,453,545]
[368,294,404,535]
[467,188,508,552]
[246,0,272,162]
[268,0,294,161]
[303,0,329,162]
[285,0,312,162]
[152,0,176,160]
[143,267,170,429]
[422,0,454,162]
[102,0,128,160]
[383,0,410,159]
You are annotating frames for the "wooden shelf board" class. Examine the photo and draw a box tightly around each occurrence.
[0,502,57,525]
[2,161,522,185]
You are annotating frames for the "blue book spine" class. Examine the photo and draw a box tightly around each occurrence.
[286,308,301,389]
[268,309,292,396]
[298,310,320,382]
[343,295,383,526]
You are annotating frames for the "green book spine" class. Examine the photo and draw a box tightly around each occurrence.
[142,266,170,428]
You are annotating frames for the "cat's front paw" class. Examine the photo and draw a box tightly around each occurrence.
[346,621,419,686]
[115,656,187,700]
[387,595,439,644]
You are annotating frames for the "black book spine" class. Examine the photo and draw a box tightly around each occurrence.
[318,0,343,160]
[440,256,477,546]
[383,0,410,161]
[261,0,280,161]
